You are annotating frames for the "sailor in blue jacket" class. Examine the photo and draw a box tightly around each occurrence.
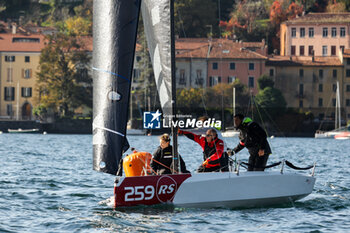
[231,114,271,171]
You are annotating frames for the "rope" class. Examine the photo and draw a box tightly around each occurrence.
[150,158,178,174]
[241,161,282,169]
[285,160,314,170]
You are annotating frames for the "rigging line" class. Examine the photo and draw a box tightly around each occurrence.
[177,7,208,116]
[253,97,269,137]
[93,124,125,137]
[92,67,131,83]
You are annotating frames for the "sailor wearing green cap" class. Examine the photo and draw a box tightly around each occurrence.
[230,113,271,171]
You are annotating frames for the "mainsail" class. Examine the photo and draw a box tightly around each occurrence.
[141,0,173,120]
[92,0,141,175]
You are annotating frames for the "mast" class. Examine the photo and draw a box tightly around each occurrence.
[170,0,179,173]
[233,87,236,118]
[336,81,341,129]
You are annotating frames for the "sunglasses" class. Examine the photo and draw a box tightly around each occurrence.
[206,134,214,137]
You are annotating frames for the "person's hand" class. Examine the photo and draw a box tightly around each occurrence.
[202,160,208,167]
[258,149,265,157]
[227,149,234,156]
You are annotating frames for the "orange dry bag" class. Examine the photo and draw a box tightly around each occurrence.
[123,152,153,177]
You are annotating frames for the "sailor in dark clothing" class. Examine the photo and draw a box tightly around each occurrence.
[150,134,189,175]
[231,114,271,171]
[178,128,228,172]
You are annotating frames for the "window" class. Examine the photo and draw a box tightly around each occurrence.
[331,46,336,56]
[291,46,296,55]
[347,59,350,65]
[323,28,328,37]
[269,69,274,77]
[7,104,13,116]
[4,87,15,101]
[300,28,305,38]
[5,55,15,62]
[319,69,323,78]
[25,56,30,63]
[318,84,323,92]
[23,69,32,79]
[340,27,346,37]
[333,84,337,92]
[248,77,254,88]
[299,83,304,96]
[309,28,314,38]
[300,46,304,56]
[21,87,32,97]
[230,62,235,70]
[346,99,350,107]
[7,68,13,82]
[332,99,336,107]
[195,70,203,85]
[308,46,314,56]
[212,62,218,70]
[347,85,350,92]
[249,63,254,70]
[299,69,304,77]
[331,27,337,37]
[291,28,296,37]
[333,69,337,78]
[322,46,327,56]
[136,56,141,62]
[318,98,323,107]
[218,76,221,83]
[299,100,303,108]
[179,69,186,84]
[209,76,219,86]
[228,76,236,83]
[346,69,350,77]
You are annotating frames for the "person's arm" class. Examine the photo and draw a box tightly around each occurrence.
[178,130,201,144]
[233,141,245,154]
[150,147,161,172]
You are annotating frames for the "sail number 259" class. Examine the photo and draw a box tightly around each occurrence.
[124,185,154,201]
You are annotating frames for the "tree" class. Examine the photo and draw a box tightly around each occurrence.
[258,75,275,90]
[255,86,286,120]
[326,0,346,12]
[219,0,270,42]
[36,33,92,118]
[175,0,218,37]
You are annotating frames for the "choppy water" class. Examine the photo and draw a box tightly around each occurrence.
[0,134,349,232]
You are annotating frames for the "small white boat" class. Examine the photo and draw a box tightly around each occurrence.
[222,129,240,137]
[8,128,39,133]
[334,132,350,140]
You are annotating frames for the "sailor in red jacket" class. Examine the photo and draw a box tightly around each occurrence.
[178,128,227,172]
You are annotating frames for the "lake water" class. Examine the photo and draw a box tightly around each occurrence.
[0,134,349,232]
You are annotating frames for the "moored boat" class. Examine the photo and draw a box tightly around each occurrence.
[8,128,39,133]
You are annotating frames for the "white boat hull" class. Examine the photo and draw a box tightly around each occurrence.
[115,171,315,208]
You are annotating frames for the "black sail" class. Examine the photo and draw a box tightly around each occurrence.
[93,0,141,175]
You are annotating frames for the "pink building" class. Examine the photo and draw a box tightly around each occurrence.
[280,13,350,57]
[175,38,267,93]
[207,40,267,94]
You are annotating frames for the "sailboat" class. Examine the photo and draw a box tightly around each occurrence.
[92,0,315,208]
[315,81,350,139]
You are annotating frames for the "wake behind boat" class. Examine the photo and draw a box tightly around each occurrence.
[92,0,316,209]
